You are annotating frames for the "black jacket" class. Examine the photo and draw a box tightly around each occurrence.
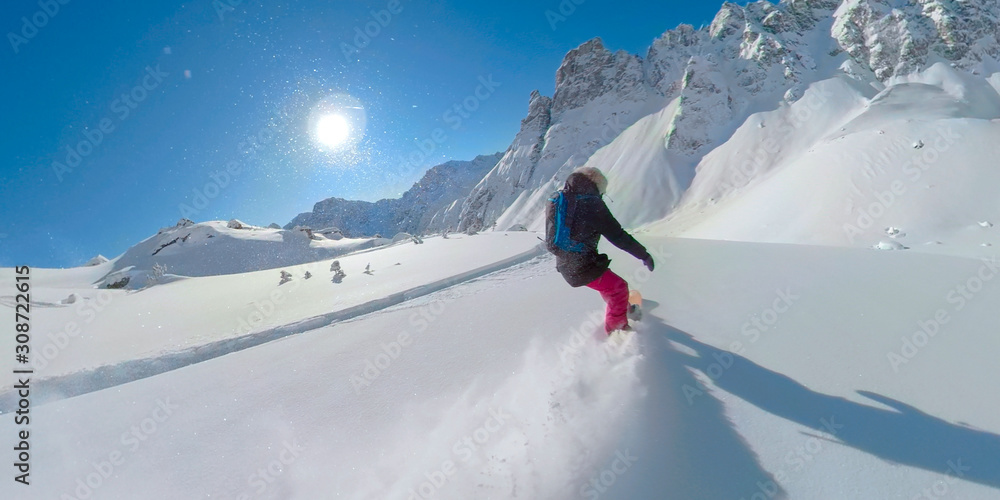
[545,172,650,287]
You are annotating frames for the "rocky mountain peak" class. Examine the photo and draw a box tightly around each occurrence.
[552,37,646,115]
[454,0,1000,233]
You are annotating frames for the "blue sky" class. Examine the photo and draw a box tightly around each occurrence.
[1,0,735,268]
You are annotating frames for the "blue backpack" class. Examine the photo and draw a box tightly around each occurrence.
[547,191,594,253]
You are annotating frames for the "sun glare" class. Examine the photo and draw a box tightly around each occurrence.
[315,114,352,149]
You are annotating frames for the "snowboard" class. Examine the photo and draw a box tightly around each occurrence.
[627,289,643,322]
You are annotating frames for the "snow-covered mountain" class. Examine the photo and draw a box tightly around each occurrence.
[95,219,386,288]
[286,153,503,237]
[456,0,1000,237]
[10,3,1000,499]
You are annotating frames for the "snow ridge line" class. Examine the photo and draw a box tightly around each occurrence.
[0,243,548,412]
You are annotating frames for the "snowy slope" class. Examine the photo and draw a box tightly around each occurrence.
[663,63,1000,256]
[0,232,542,393]
[4,235,1000,499]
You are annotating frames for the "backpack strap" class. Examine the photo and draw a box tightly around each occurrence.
[548,190,589,253]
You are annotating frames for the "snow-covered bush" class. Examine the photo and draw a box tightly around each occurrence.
[145,262,168,288]
[330,260,346,283]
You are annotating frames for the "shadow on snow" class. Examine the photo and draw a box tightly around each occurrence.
[611,299,788,499]
[644,304,1000,492]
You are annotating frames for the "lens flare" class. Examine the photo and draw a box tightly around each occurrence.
[315,114,351,149]
[309,93,367,154]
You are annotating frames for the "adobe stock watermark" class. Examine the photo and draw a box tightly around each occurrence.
[598,112,628,144]
[341,0,404,62]
[52,64,171,182]
[843,126,961,242]
[504,111,632,233]
[390,75,502,184]
[235,260,341,335]
[213,0,245,22]
[683,287,799,405]
[887,256,1000,372]
[33,290,115,371]
[742,416,844,499]
[556,308,608,375]
[911,459,971,500]
[179,99,297,219]
[60,398,178,500]
[496,111,631,234]
[545,0,588,31]
[855,136,912,183]
[557,245,673,374]
[235,439,307,500]
[405,407,511,500]
[580,449,638,499]
[7,0,71,54]
[719,85,836,193]
[349,293,457,394]
[739,288,800,345]
[348,331,412,394]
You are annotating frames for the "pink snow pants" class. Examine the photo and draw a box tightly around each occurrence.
[586,269,630,333]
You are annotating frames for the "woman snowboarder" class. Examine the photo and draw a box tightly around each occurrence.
[545,166,654,334]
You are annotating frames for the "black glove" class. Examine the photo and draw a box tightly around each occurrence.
[642,254,654,272]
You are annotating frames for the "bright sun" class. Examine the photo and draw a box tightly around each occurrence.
[315,114,351,149]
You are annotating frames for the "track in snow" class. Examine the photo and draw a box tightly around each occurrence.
[0,245,547,412]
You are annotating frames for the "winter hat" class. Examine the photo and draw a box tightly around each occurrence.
[573,166,608,194]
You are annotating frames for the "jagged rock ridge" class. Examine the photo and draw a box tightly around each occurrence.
[286,153,503,236]
[455,0,1000,232]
